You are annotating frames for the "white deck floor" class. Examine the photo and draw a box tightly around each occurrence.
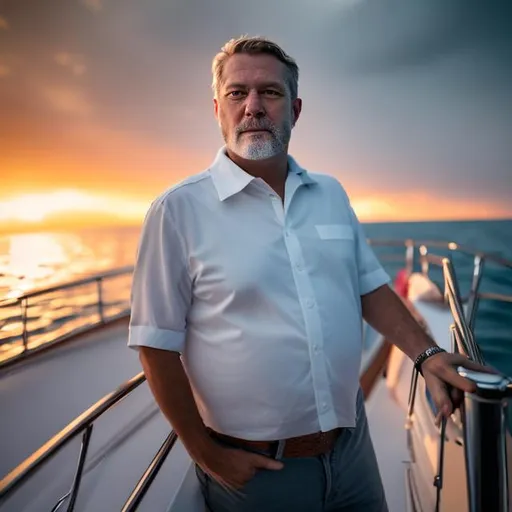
[0,319,142,478]
[2,322,412,511]
[366,375,410,512]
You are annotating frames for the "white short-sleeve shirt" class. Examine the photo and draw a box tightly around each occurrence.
[128,146,390,440]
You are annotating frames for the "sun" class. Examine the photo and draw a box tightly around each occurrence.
[0,189,150,228]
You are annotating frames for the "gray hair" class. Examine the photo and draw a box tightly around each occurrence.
[211,35,299,100]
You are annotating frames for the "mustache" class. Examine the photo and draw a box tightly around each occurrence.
[236,120,276,135]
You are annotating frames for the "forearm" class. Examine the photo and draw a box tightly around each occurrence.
[138,346,215,464]
[361,284,437,361]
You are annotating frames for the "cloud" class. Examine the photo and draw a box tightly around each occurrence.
[0,16,8,30]
[54,52,87,76]
[81,0,103,13]
[0,64,11,77]
[0,0,510,220]
[318,0,512,75]
[42,87,92,116]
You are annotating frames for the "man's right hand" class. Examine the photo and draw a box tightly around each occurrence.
[196,441,284,491]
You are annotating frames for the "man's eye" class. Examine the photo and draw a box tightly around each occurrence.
[264,90,280,95]
[228,91,244,97]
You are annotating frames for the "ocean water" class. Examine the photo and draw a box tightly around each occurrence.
[363,219,512,376]
[0,220,511,374]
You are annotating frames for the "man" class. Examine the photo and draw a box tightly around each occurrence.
[128,36,487,511]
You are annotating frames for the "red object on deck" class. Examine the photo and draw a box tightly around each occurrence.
[394,268,410,298]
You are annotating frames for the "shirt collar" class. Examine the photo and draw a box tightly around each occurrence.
[209,146,316,201]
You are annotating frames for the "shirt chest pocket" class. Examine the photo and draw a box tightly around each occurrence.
[315,224,354,241]
[312,223,356,273]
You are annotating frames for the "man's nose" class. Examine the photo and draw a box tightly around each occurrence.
[244,90,265,118]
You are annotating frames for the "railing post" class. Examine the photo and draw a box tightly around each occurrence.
[419,244,429,276]
[466,256,484,332]
[66,425,93,512]
[21,297,28,353]
[457,368,511,512]
[96,278,104,324]
[405,239,415,274]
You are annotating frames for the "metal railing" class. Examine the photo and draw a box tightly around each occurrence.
[0,265,134,368]
[0,332,390,511]
[443,257,512,512]
[0,373,145,498]
[369,238,512,310]
[0,372,161,511]
[368,238,512,273]
[1,238,510,510]
[2,238,510,370]
[401,241,512,511]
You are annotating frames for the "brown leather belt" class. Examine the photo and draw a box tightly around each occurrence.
[207,427,343,458]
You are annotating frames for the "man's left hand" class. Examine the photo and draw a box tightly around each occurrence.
[420,351,496,426]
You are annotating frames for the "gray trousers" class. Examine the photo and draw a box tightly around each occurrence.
[195,389,388,512]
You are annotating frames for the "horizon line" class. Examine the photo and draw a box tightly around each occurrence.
[1,217,511,236]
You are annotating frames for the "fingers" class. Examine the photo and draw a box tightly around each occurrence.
[427,376,454,419]
[215,451,284,492]
[450,386,464,409]
[456,356,500,375]
[444,354,501,392]
[438,366,477,394]
[251,453,284,471]
[423,352,500,427]
[216,464,255,492]
[423,353,476,393]
[433,386,464,427]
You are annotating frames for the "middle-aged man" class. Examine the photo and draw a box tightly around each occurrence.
[128,36,489,511]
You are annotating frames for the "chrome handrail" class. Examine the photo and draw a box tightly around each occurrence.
[121,431,178,512]
[370,239,512,313]
[403,243,511,511]
[368,238,512,271]
[2,238,510,369]
[0,336,389,511]
[442,258,485,364]
[0,265,134,368]
[0,265,134,305]
[0,236,510,509]
[0,372,146,505]
[442,256,511,512]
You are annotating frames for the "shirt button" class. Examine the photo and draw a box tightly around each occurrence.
[306,298,315,309]
[313,345,319,353]
[295,261,303,271]
[322,403,328,411]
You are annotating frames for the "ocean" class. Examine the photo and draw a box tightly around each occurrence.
[0,220,511,375]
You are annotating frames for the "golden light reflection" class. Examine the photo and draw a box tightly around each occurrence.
[350,194,509,222]
[0,189,151,230]
[0,187,508,235]
[3,234,69,298]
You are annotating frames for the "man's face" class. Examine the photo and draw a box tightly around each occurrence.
[214,53,302,161]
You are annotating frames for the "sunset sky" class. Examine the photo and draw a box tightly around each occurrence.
[0,0,511,231]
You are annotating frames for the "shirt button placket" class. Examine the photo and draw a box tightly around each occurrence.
[283,223,335,430]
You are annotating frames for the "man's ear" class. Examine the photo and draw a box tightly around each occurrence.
[292,98,302,127]
[213,98,219,120]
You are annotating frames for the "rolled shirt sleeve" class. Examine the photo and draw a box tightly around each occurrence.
[128,198,192,353]
[349,206,391,295]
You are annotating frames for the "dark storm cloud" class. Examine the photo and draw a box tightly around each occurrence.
[325,0,512,74]
[0,0,510,212]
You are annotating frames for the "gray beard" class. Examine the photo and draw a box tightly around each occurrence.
[221,119,292,161]
[235,132,284,160]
